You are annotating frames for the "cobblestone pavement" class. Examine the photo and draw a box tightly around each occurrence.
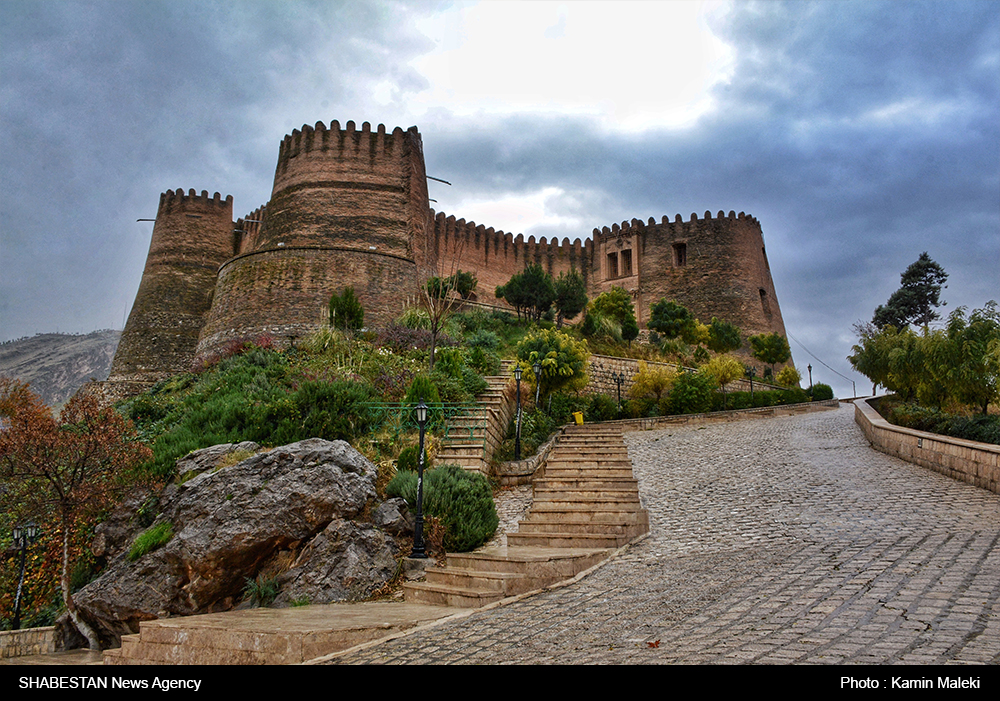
[332,405,1000,664]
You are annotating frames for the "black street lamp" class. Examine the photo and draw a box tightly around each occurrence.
[807,364,813,395]
[513,365,523,461]
[12,521,40,630]
[745,365,756,401]
[410,400,429,559]
[533,361,542,407]
[612,371,624,419]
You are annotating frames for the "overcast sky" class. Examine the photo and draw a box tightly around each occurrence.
[1,0,997,398]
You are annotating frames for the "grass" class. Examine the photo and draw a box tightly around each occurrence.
[128,522,174,562]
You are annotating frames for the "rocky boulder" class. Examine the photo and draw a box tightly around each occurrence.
[72,439,407,647]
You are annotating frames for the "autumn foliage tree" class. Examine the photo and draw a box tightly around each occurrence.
[0,379,152,648]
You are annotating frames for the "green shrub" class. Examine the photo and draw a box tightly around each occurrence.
[128,522,174,562]
[397,445,432,472]
[386,464,498,551]
[242,573,281,608]
[669,372,716,414]
[329,287,364,330]
[587,393,619,422]
[811,383,834,401]
[289,380,377,443]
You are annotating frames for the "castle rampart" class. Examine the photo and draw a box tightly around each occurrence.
[110,189,233,383]
[108,119,789,389]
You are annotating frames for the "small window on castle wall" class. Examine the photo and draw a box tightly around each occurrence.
[607,252,618,279]
[760,288,771,315]
[620,249,633,277]
[672,243,687,267]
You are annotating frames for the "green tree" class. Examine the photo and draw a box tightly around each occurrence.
[924,303,1000,413]
[552,270,588,328]
[496,264,556,321]
[628,361,678,402]
[515,328,590,401]
[448,270,478,300]
[706,317,742,354]
[586,287,639,344]
[649,299,700,345]
[700,355,744,409]
[329,287,364,330]
[872,252,948,330]
[748,333,791,375]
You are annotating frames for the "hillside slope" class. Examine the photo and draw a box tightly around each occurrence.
[0,330,121,408]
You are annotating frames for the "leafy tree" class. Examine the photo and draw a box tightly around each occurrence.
[448,270,478,300]
[553,270,588,328]
[586,287,639,344]
[628,361,678,402]
[649,299,700,345]
[329,287,364,330]
[775,365,802,388]
[923,303,1000,414]
[749,333,791,375]
[0,380,153,649]
[496,264,556,321]
[700,355,745,409]
[515,328,590,401]
[872,252,948,330]
[669,371,716,414]
[706,317,742,354]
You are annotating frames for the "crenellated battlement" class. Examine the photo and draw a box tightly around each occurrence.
[158,188,232,212]
[275,120,414,175]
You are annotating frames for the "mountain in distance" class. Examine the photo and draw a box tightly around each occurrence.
[0,330,121,409]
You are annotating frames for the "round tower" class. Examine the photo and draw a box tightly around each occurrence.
[194,121,430,358]
[109,189,234,384]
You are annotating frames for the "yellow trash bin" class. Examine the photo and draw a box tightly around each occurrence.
[572,411,584,425]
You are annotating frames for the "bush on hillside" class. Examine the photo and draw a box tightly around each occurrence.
[386,464,498,551]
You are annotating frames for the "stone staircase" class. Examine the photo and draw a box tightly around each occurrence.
[403,423,648,607]
[435,373,515,474]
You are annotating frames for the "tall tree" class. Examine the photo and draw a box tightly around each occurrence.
[872,252,948,330]
[0,381,153,649]
[649,299,700,345]
[496,264,556,321]
[553,270,588,328]
[748,332,791,376]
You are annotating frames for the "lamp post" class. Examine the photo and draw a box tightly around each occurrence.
[807,364,813,395]
[12,522,40,630]
[533,361,542,407]
[612,371,624,419]
[746,365,756,401]
[410,400,429,559]
[513,365,523,461]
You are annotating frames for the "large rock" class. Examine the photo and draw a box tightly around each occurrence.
[72,439,405,647]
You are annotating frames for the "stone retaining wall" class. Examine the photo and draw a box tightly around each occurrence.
[854,397,999,495]
[0,626,56,658]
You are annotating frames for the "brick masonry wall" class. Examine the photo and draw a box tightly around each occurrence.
[195,246,420,358]
[854,397,999,494]
[1,626,56,658]
[109,190,234,383]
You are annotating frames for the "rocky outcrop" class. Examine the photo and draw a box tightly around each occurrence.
[71,439,408,648]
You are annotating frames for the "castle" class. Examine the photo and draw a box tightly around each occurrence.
[107,119,788,392]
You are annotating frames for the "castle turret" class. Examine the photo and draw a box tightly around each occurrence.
[109,189,234,384]
[193,121,429,358]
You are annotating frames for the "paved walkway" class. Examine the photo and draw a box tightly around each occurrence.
[329,404,1000,664]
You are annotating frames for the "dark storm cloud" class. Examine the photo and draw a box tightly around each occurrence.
[1,0,435,338]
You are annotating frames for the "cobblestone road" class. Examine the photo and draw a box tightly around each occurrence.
[332,405,1000,664]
